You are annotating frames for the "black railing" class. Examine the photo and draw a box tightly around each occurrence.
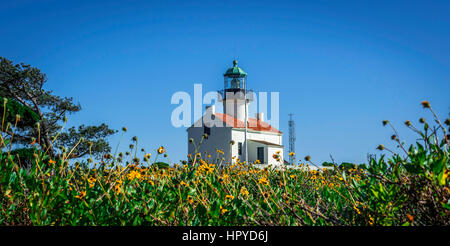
[218,89,254,101]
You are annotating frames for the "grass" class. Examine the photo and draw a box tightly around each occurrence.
[0,101,448,225]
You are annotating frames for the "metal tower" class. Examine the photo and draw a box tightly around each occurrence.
[288,114,296,164]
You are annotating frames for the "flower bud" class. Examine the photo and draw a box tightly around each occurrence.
[421,100,430,108]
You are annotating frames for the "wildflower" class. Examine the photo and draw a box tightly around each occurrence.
[421,100,430,108]
[240,187,249,197]
[376,144,384,150]
[289,152,295,156]
[311,175,317,180]
[49,159,56,165]
[255,159,261,164]
[391,135,397,140]
[157,146,166,154]
[445,118,450,126]
[75,191,86,199]
[272,154,280,161]
[290,174,295,179]
[122,127,127,132]
[407,214,414,222]
[304,155,311,161]
[127,170,142,181]
[180,181,189,187]
[404,120,411,126]
[187,195,194,204]
[220,205,228,214]
[419,117,426,124]
[353,205,361,215]
[189,138,194,143]
[132,136,138,142]
[382,120,389,126]
[219,174,229,183]
[88,177,96,188]
[369,214,374,225]
[225,194,234,200]
[262,192,270,199]
[258,177,269,185]
[114,184,122,195]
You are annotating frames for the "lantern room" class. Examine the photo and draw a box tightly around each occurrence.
[223,60,247,92]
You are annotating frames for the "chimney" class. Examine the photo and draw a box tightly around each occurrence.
[255,112,264,122]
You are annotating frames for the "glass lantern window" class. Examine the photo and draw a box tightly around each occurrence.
[225,77,245,89]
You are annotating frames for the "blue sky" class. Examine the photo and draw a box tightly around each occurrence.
[1,0,449,165]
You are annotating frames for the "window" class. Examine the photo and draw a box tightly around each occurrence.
[257,147,264,164]
[238,142,242,155]
[204,126,210,136]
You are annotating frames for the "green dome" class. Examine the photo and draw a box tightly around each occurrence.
[224,60,247,77]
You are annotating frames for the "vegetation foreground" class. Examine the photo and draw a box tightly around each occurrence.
[0,100,448,226]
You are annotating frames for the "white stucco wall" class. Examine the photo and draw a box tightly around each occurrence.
[187,116,232,165]
[231,129,283,165]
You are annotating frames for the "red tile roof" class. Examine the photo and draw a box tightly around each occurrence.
[214,113,282,134]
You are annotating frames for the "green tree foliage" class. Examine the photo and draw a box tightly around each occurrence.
[1,96,40,130]
[0,56,116,158]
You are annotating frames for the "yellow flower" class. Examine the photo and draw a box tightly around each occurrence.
[49,159,56,165]
[88,177,96,188]
[290,174,295,179]
[127,170,141,181]
[187,195,194,204]
[369,214,374,225]
[240,187,249,197]
[157,146,165,154]
[114,184,122,195]
[225,194,234,200]
[180,181,189,187]
[311,175,317,180]
[288,152,295,156]
[254,159,261,164]
[75,191,86,199]
[258,177,269,185]
[220,205,228,214]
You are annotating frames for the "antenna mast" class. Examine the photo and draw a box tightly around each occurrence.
[288,113,296,164]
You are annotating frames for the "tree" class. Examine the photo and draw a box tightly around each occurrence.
[0,56,116,159]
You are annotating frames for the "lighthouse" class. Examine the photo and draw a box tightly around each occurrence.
[218,60,253,122]
[187,60,284,166]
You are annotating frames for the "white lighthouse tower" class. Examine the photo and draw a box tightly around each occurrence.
[218,60,253,163]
